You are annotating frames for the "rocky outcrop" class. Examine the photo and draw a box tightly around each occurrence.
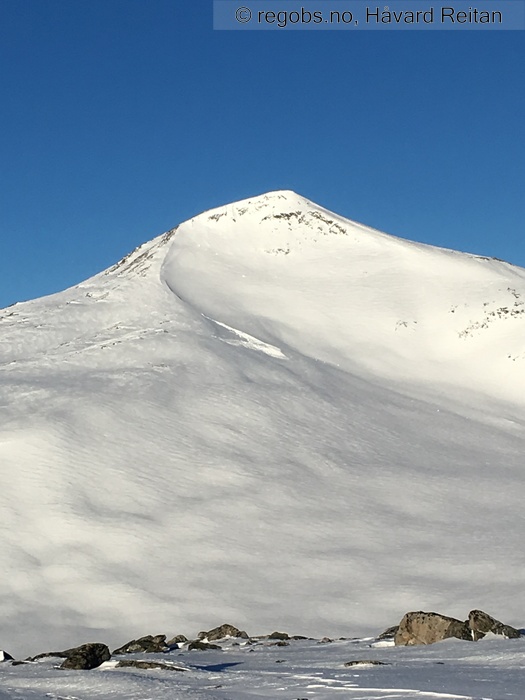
[0,650,14,662]
[198,624,248,641]
[394,611,471,646]
[468,610,521,640]
[166,634,188,646]
[112,634,168,655]
[59,643,111,670]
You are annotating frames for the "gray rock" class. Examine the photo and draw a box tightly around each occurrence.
[112,634,168,655]
[198,624,248,641]
[468,609,520,640]
[166,634,188,646]
[59,643,111,670]
[395,611,472,646]
[268,631,289,640]
[377,625,399,640]
[29,650,70,661]
[187,640,222,651]
[344,659,390,666]
[116,659,186,671]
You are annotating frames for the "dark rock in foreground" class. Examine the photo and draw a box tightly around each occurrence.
[113,634,168,655]
[395,611,471,646]
[344,659,390,666]
[59,643,111,670]
[116,659,186,671]
[0,650,14,662]
[468,609,520,640]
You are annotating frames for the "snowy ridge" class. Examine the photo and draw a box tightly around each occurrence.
[0,191,525,658]
[162,190,525,403]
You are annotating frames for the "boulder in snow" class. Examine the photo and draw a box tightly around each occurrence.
[187,640,222,651]
[59,643,111,670]
[468,610,520,640]
[268,631,289,640]
[198,624,248,641]
[112,634,168,655]
[395,611,472,646]
[116,659,186,671]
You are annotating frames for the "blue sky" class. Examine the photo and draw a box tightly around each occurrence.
[1,0,523,308]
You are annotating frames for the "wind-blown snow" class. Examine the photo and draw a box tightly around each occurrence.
[3,635,525,700]
[0,190,524,657]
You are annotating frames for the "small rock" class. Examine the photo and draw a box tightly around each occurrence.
[199,624,248,641]
[377,625,399,640]
[318,637,333,644]
[59,643,111,670]
[187,640,221,651]
[112,634,168,655]
[166,634,188,646]
[116,659,186,671]
[0,650,14,662]
[344,659,389,667]
[268,631,289,640]
[29,650,69,661]
[270,640,289,647]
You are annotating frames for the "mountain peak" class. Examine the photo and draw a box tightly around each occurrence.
[194,189,314,224]
[1,193,525,655]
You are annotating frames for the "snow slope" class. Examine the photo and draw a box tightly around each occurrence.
[3,635,525,700]
[1,191,525,657]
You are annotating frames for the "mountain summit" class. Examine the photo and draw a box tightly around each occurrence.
[1,191,524,655]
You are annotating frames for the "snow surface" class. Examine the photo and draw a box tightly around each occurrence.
[2,635,525,700]
[1,190,525,662]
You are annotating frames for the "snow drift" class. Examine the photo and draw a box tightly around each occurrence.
[1,190,524,656]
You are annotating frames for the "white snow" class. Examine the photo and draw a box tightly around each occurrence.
[2,635,525,699]
[0,190,524,674]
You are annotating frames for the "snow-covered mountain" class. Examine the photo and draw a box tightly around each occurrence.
[1,190,524,657]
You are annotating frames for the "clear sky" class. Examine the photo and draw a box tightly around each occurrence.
[1,0,523,308]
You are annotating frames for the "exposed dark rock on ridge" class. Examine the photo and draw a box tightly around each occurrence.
[198,624,248,641]
[59,643,111,670]
[468,609,520,640]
